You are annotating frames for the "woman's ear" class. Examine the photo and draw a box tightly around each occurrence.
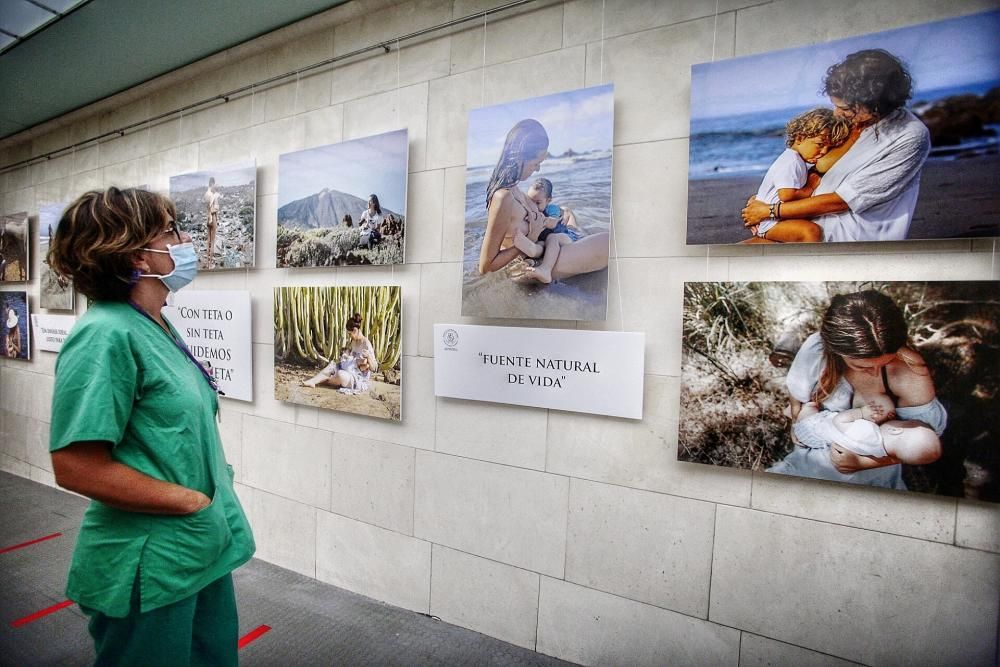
[131,251,151,273]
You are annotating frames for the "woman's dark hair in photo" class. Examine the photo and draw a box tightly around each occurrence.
[815,290,909,402]
[823,49,913,118]
[343,214,353,227]
[486,119,549,209]
[368,195,382,215]
[345,312,363,333]
[48,187,176,302]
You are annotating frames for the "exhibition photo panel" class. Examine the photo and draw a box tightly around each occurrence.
[277,129,408,268]
[462,84,614,321]
[2,291,30,360]
[169,160,257,270]
[686,10,1000,245]
[274,285,402,421]
[39,202,74,310]
[0,211,29,282]
[679,281,999,503]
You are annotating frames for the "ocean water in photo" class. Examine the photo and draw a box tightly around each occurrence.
[462,151,612,281]
[688,81,1000,181]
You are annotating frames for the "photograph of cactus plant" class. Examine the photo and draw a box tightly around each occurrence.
[274,285,402,421]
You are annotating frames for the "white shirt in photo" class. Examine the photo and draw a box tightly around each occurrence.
[813,109,930,242]
[755,148,808,204]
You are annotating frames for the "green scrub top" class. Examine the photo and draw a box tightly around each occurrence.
[50,301,254,618]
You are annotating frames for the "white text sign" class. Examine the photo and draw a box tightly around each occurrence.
[164,290,253,402]
[434,324,644,419]
[31,314,76,353]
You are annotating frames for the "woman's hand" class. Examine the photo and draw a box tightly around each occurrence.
[188,491,212,513]
[52,441,216,515]
[741,198,771,227]
[829,445,898,473]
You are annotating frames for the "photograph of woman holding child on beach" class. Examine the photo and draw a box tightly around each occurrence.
[686,10,1000,244]
[462,85,613,320]
[679,281,999,502]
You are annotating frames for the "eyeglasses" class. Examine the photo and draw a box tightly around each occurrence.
[160,222,183,245]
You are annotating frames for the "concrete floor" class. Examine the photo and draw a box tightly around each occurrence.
[0,471,577,666]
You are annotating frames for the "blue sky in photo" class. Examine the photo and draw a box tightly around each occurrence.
[38,202,67,243]
[691,10,1000,119]
[169,160,256,192]
[466,84,614,168]
[278,129,408,211]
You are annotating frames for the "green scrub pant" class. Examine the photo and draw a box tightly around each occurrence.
[82,573,238,667]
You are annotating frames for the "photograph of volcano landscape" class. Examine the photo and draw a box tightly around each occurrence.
[277,129,408,267]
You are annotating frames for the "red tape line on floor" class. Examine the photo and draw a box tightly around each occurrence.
[0,532,62,555]
[10,600,74,628]
[238,624,271,649]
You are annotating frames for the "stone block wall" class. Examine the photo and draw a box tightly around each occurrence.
[2,0,998,664]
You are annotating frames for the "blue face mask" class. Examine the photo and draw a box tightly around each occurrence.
[140,242,198,292]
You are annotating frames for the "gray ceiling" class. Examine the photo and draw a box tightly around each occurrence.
[0,0,350,141]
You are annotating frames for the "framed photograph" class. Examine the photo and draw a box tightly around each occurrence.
[169,160,256,270]
[0,211,29,282]
[679,281,999,502]
[277,130,408,267]
[274,285,402,421]
[462,84,613,320]
[1,291,30,360]
[39,202,74,310]
[686,10,1000,244]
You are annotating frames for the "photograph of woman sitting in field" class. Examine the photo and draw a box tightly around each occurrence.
[679,281,999,502]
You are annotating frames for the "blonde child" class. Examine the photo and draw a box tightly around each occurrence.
[748,108,851,242]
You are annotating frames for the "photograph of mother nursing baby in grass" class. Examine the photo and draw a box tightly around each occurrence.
[679,281,999,502]
[462,84,613,320]
[686,10,1000,244]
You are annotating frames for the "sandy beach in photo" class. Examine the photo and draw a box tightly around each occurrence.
[686,154,1000,245]
[274,363,401,421]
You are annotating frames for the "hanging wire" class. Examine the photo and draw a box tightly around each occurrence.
[597,0,624,331]
[481,11,488,106]
[396,38,402,127]
[711,0,720,62]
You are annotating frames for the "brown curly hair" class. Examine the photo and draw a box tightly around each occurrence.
[47,187,176,301]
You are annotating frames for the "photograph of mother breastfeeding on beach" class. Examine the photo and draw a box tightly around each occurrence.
[686,10,1000,244]
[679,281,999,502]
[273,285,402,421]
[278,129,407,267]
[462,84,613,320]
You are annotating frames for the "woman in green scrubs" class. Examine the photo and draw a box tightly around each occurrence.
[47,188,255,666]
